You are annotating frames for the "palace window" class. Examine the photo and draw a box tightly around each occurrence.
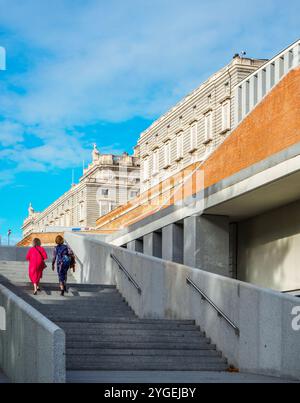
[224,81,230,95]
[142,157,150,181]
[221,100,231,132]
[204,112,213,142]
[152,149,159,174]
[99,202,112,217]
[130,191,138,198]
[163,141,171,168]
[179,116,183,128]
[79,203,85,221]
[190,123,198,152]
[65,211,71,227]
[176,133,184,160]
[102,188,109,197]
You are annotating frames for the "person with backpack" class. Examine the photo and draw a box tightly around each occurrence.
[26,238,48,295]
[52,235,75,296]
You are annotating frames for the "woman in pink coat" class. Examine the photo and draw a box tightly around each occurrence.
[26,238,48,295]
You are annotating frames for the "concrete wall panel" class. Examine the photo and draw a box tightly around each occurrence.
[0,285,65,383]
[237,199,300,291]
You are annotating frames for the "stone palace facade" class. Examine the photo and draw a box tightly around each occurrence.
[22,145,140,237]
[138,55,266,192]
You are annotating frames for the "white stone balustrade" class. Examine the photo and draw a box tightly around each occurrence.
[234,39,300,127]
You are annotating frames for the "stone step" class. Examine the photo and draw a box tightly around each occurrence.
[42,309,133,315]
[56,318,196,325]
[59,322,200,331]
[67,354,226,363]
[0,276,58,282]
[0,270,58,283]
[67,286,117,291]
[17,286,117,294]
[34,297,125,303]
[66,348,221,357]
[39,301,130,308]
[67,284,116,289]
[66,339,212,349]
[1,278,59,283]
[44,314,136,321]
[66,334,208,343]
[48,314,137,322]
[35,297,128,304]
[66,359,228,371]
[63,329,205,338]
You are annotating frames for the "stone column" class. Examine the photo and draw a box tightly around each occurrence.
[257,68,266,102]
[241,81,250,117]
[249,75,258,110]
[266,63,275,92]
[143,232,162,258]
[162,223,184,263]
[274,57,284,83]
[127,239,143,253]
[184,214,230,277]
[234,85,242,127]
[292,44,300,68]
[283,51,292,74]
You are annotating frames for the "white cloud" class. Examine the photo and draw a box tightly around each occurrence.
[0,169,14,188]
[2,0,294,124]
[0,0,299,186]
[0,121,24,146]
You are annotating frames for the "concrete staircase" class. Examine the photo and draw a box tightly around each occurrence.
[0,260,58,284]
[0,261,228,372]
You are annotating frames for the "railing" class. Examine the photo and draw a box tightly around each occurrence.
[186,277,240,336]
[234,39,300,127]
[110,253,142,294]
[282,288,300,294]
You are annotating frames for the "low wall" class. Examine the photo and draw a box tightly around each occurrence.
[17,232,63,247]
[65,232,300,380]
[0,246,53,262]
[0,285,65,383]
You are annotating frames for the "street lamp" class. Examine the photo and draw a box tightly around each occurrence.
[7,229,12,246]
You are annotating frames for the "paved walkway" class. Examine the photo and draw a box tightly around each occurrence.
[67,371,297,383]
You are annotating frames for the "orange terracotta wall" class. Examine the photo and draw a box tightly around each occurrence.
[18,229,114,246]
[17,232,64,247]
[201,67,300,190]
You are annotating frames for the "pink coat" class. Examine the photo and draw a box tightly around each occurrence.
[26,246,48,284]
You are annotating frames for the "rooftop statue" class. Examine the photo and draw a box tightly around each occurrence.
[92,143,100,162]
[28,202,35,216]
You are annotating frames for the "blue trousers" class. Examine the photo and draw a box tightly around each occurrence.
[57,262,69,283]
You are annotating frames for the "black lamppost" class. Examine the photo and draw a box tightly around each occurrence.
[7,229,12,246]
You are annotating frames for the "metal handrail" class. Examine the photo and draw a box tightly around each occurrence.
[186,277,240,336]
[282,288,300,294]
[110,253,142,295]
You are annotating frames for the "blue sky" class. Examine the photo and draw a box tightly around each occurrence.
[0,0,299,244]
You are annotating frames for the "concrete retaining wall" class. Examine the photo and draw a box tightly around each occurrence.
[0,247,54,262]
[66,232,300,380]
[0,285,65,383]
